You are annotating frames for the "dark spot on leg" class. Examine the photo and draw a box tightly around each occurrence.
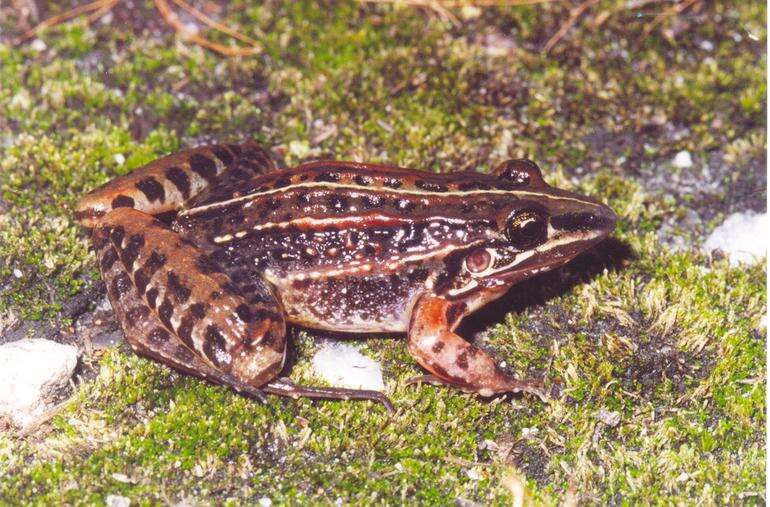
[146,287,159,309]
[143,251,167,275]
[445,302,467,327]
[109,272,132,300]
[236,304,251,323]
[119,233,145,268]
[164,166,191,199]
[158,298,174,330]
[189,302,206,319]
[135,177,165,203]
[100,248,118,271]
[432,341,445,353]
[133,269,151,295]
[109,226,125,246]
[126,305,150,322]
[176,314,196,348]
[204,325,230,367]
[195,254,222,274]
[189,154,218,183]
[211,146,234,166]
[167,272,191,303]
[456,351,469,370]
[111,195,135,208]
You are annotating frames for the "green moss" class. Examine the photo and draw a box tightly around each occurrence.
[0,0,765,504]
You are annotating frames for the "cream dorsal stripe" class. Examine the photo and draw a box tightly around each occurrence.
[179,181,600,218]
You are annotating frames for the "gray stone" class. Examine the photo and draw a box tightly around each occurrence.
[0,339,78,428]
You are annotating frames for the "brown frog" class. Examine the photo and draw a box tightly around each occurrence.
[76,140,616,410]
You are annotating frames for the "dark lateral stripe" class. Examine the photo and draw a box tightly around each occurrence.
[164,166,191,199]
[135,177,165,203]
[189,154,218,182]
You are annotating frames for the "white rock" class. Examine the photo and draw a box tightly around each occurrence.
[105,495,130,507]
[258,497,272,507]
[702,212,768,266]
[672,150,693,168]
[0,339,78,428]
[311,341,384,391]
[30,39,47,52]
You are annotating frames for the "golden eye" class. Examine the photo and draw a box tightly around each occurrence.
[506,209,547,250]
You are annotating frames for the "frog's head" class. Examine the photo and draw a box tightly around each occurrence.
[447,159,617,297]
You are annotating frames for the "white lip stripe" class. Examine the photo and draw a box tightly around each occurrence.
[180,181,599,217]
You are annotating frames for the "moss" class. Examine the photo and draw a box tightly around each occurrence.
[0,0,765,504]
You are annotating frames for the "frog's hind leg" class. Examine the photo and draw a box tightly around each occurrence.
[75,139,276,228]
[407,295,546,400]
[94,208,287,394]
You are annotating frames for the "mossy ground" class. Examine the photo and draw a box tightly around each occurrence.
[0,1,766,504]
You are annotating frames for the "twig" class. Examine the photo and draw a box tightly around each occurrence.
[543,0,599,53]
[170,0,260,48]
[357,0,559,7]
[153,0,258,56]
[13,0,115,44]
[638,0,700,41]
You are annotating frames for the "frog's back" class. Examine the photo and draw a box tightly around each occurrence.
[171,162,516,332]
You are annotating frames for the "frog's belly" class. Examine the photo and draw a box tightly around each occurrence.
[269,272,427,333]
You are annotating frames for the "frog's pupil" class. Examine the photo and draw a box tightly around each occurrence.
[507,210,547,250]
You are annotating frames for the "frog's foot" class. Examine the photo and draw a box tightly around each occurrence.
[93,209,287,393]
[263,377,394,413]
[407,295,547,401]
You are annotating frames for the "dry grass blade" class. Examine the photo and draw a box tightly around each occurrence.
[170,0,261,48]
[153,0,259,56]
[639,0,700,41]
[357,0,559,7]
[543,0,599,53]
[13,0,115,44]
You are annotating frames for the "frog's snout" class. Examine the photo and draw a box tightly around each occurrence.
[549,203,617,239]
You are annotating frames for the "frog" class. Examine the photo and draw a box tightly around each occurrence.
[76,140,617,411]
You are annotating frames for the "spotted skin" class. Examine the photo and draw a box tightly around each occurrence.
[78,139,617,407]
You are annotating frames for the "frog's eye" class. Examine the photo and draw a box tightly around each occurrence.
[506,209,548,250]
[465,248,493,274]
[494,159,544,188]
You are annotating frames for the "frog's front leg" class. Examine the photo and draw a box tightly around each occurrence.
[407,294,546,400]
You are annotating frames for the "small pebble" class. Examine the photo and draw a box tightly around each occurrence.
[672,150,693,169]
[105,495,130,507]
[702,212,768,266]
